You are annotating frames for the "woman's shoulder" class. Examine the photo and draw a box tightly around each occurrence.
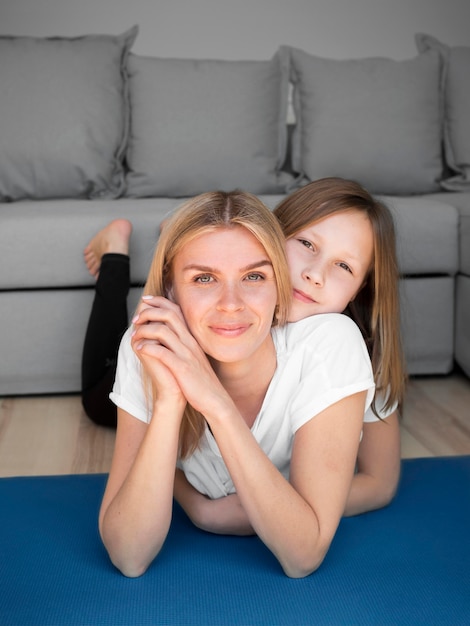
[115,325,137,362]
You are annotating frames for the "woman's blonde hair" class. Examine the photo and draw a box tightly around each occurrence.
[144,190,291,456]
[274,177,407,415]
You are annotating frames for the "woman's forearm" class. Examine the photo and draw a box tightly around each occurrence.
[204,394,365,578]
[99,403,183,577]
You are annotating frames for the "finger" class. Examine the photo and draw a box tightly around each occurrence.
[133,297,185,328]
[133,302,199,355]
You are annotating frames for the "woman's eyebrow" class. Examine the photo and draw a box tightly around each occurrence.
[182,259,273,273]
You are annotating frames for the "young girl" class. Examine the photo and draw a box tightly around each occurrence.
[273,177,407,517]
[98,190,375,578]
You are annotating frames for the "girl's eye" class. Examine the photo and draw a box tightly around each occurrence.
[299,239,314,251]
[338,262,352,274]
[194,274,213,283]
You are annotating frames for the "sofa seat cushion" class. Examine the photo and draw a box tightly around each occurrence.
[380,195,459,276]
[0,198,183,289]
[0,194,459,292]
[432,191,470,276]
[0,196,284,290]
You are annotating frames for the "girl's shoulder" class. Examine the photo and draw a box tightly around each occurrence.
[276,313,363,348]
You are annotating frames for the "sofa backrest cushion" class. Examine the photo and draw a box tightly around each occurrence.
[124,52,293,197]
[0,27,137,201]
[282,45,443,195]
[416,33,470,192]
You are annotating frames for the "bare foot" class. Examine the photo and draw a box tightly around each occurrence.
[84,219,133,278]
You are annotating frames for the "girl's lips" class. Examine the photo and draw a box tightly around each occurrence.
[293,288,316,304]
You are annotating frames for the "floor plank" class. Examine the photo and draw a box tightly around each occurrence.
[0,395,114,477]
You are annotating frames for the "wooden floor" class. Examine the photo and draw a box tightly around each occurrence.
[0,371,469,477]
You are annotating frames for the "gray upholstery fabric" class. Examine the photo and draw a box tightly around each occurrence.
[456,275,470,377]
[379,195,459,275]
[433,191,470,275]
[0,193,464,394]
[0,27,137,201]
[0,198,182,289]
[416,34,470,191]
[0,195,458,291]
[124,53,292,197]
[400,277,454,375]
[282,45,443,195]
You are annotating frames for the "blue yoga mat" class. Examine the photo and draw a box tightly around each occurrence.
[1,456,469,625]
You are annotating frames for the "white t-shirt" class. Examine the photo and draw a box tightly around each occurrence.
[111,313,375,499]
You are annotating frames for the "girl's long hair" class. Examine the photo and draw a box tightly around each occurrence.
[143,190,291,457]
[274,177,407,415]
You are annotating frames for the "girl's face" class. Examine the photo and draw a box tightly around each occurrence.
[171,226,278,365]
[286,210,374,323]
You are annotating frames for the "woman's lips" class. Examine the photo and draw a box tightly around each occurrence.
[209,324,250,337]
[293,288,316,304]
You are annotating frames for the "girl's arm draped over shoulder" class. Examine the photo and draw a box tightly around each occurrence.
[344,411,401,516]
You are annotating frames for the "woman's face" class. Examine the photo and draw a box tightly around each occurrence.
[171,226,278,364]
[286,210,374,322]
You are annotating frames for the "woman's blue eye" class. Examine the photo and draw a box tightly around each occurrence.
[246,273,264,281]
[195,275,212,283]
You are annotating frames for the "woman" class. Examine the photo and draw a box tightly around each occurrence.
[98,190,374,578]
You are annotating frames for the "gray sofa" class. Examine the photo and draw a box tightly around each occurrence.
[0,27,469,395]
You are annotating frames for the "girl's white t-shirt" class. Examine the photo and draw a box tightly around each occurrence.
[111,313,376,499]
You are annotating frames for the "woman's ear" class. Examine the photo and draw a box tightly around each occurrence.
[166,285,175,302]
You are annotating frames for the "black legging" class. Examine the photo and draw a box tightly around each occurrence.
[81,253,130,428]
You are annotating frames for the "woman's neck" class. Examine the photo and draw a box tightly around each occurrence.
[210,337,277,429]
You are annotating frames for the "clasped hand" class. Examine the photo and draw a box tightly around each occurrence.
[131,296,230,418]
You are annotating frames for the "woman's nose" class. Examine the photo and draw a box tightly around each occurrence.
[216,283,245,311]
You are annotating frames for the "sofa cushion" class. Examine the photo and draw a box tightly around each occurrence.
[0,194,458,293]
[125,53,292,197]
[379,195,458,275]
[0,198,182,289]
[416,34,470,192]
[433,191,470,275]
[0,27,138,201]
[282,46,443,195]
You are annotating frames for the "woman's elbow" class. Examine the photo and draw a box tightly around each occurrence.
[100,529,161,579]
[280,544,329,579]
[111,555,151,579]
